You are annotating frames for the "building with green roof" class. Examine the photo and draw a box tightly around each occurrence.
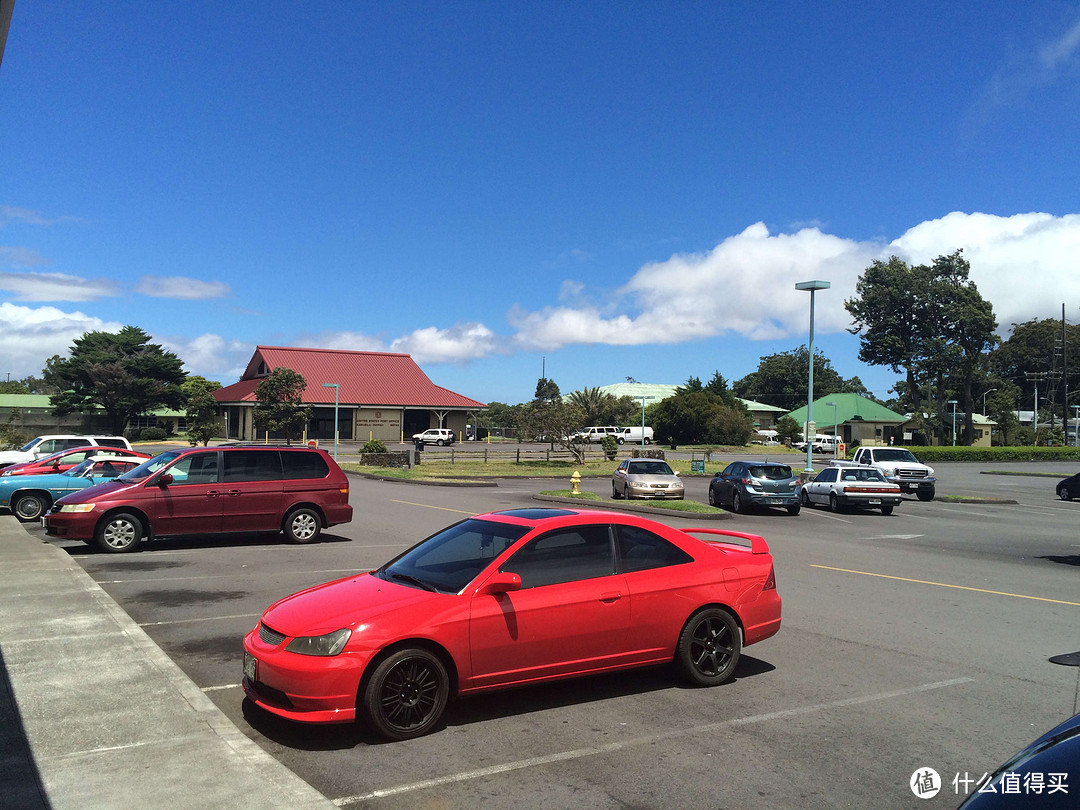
[785,392,907,447]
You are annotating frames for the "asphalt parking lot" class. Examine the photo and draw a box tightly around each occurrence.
[14,462,1080,808]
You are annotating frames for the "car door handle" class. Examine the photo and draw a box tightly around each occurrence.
[205,490,222,497]
[599,591,623,603]
[227,489,243,496]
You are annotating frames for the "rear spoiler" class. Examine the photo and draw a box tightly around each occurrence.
[680,528,770,555]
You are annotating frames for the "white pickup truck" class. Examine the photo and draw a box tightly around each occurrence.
[838,446,936,501]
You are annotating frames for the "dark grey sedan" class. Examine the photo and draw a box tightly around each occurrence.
[708,461,801,515]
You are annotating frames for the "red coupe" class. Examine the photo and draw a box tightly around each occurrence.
[0,445,151,477]
[243,508,782,740]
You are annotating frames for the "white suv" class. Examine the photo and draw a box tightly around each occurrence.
[412,428,455,446]
[573,426,620,443]
[0,434,134,469]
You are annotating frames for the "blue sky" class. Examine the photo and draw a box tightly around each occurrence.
[2,2,1080,406]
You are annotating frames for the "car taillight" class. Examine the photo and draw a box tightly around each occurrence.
[763,565,776,591]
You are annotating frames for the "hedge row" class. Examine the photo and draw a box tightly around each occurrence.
[878,446,1080,463]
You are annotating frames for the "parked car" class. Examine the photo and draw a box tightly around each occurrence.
[44,445,353,553]
[0,455,142,522]
[412,428,455,446]
[1056,472,1080,500]
[0,445,151,477]
[0,434,133,469]
[616,426,654,445]
[800,465,902,514]
[572,426,620,443]
[847,446,936,500]
[242,508,782,740]
[957,709,1080,808]
[612,458,685,500]
[709,461,800,515]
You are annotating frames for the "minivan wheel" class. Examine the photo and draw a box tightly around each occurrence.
[284,507,321,544]
[96,512,143,553]
[13,492,49,522]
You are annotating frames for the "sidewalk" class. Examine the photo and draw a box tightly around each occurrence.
[0,519,335,810]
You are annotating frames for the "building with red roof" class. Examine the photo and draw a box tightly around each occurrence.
[213,346,486,443]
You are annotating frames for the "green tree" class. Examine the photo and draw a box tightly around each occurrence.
[253,368,311,444]
[651,390,752,446]
[845,251,998,445]
[182,376,223,446]
[45,326,187,434]
[733,348,868,412]
[566,387,605,424]
[774,415,801,445]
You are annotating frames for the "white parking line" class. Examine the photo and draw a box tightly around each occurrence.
[102,568,360,585]
[201,684,241,692]
[331,677,974,806]
[138,613,261,627]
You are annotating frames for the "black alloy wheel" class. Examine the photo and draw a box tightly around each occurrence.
[362,648,449,741]
[676,608,741,686]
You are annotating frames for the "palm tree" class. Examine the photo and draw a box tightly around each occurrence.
[567,387,605,425]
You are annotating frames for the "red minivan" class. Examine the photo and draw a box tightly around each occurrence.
[45,445,353,553]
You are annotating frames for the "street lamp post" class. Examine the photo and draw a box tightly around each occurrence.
[1074,405,1079,448]
[796,280,830,473]
[948,399,958,446]
[322,383,340,460]
[825,401,838,458]
[638,395,654,449]
[982,388,997,416]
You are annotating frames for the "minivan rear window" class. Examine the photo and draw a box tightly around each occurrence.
[281,451,330,479]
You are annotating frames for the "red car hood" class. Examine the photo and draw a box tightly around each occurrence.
[54,477,144,504]
[261,573,440,637]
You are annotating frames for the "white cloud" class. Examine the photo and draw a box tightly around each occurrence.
[136,275,232,300]
[0,247,50,267]
[0,206,79,227]
[511,222,881,351]
[0,303,123,376]
[508,212,1080,351]
[389,322,500,364]
[158,332,253,380]
[890,211,1080,332]
[298,330,388,353]
[0,271,119,302]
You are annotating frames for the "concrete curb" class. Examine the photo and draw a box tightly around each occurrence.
[0,520,336,809]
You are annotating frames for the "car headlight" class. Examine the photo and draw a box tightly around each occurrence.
[58,503,96,513]
[285,628,351,656]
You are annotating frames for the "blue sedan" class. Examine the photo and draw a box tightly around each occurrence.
[0,456,140,522]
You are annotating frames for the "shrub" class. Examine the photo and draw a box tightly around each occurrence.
[139,426,168,441]
[601,435,618,461]
[362,438,388,454]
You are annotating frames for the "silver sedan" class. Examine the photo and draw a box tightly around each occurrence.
[612,458,685,500]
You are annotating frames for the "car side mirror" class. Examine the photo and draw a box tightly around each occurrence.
[480,571,522,595]
[157,473,174,487]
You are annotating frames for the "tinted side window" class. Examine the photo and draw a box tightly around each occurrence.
[96,438,128,449]
[502,525,614,588]
[616,525,694,572]
[281,451,330,479]
[223,450,284,482]
[168,452,219,485]
[62,439,88,450]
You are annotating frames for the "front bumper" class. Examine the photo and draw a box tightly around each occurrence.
[242,627,367,724]
[626,486,685,499]
[44,510,98,540]
[888,478,936,492]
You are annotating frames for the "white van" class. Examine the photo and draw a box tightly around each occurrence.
[616,426,654,445]
[0,434,134,469]
[572,426,620,443]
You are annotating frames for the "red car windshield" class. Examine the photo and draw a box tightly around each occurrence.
[378,518,531,594]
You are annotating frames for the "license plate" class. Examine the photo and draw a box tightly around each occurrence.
[868,498,881,505]
[769,498,783,505]
[244,651,257,682]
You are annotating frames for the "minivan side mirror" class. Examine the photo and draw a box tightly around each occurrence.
[157,473,174,487]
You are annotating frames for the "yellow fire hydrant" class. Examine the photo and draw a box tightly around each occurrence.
[570,470,581,495]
